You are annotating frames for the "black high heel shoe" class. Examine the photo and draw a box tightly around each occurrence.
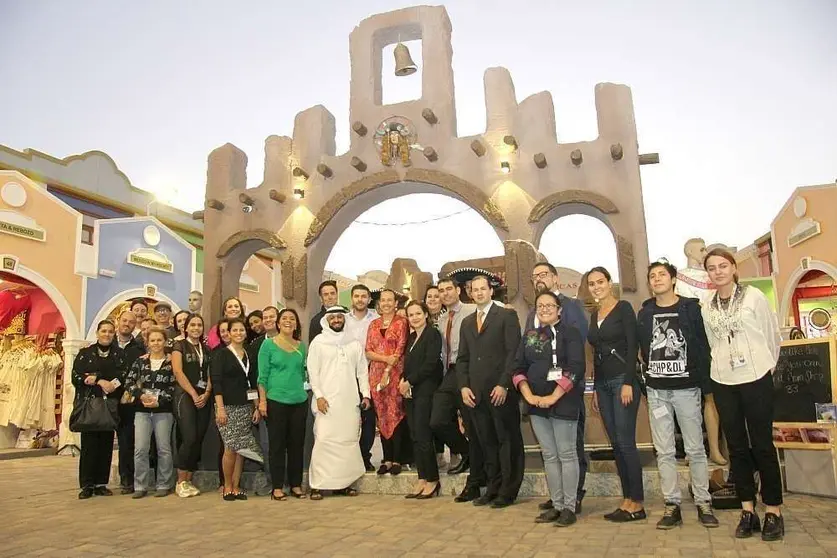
[270,490,287,501]
[416,483,441,500]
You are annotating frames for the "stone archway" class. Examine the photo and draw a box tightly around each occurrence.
[528,190,642,306]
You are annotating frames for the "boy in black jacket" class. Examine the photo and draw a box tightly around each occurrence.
[637,260,718,530]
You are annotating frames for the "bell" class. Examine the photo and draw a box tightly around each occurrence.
[393,42,417,77]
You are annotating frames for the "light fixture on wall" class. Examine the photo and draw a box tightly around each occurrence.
[394,42,418,76]
[293,187,305,199]
[500,161,511,174]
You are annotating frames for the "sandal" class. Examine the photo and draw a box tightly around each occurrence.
[310,489,323,500]
[340,487,359,497]
[223,492,236,501]
[270,490,287,501]
[290,489,307,499]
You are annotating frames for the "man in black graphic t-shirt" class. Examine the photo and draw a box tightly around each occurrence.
[638,260,718,530]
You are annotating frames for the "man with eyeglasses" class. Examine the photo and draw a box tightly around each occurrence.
[525,262,589,514]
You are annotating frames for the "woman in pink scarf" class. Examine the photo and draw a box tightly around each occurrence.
[207,297,244,349]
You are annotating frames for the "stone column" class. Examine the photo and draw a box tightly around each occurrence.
[57,338,89,456]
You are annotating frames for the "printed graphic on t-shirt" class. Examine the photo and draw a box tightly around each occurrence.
[648,312,688,378]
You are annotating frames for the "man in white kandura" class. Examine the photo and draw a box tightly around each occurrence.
[307,306,372,500]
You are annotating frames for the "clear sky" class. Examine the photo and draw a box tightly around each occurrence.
[1,1,835,281]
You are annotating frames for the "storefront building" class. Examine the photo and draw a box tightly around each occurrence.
[84,217,196,338]
[0,171,87,449]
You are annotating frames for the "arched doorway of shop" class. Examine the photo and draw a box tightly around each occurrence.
[84,288,181,340]
[780,262,837,338]
[0,256,81,340]
[306,182,509,318]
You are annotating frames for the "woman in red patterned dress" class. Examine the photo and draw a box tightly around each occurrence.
[365,289,409,475]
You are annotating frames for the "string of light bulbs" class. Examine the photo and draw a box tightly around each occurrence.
[353,207,474,226]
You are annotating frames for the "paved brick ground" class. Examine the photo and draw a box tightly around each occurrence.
[3,456,837,557]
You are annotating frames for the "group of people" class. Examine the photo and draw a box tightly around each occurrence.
[72,246,785,541]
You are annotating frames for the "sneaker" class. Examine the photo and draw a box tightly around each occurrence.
[154,489,171,498]
[697,503,719,528]
[78,487,94,500]
[176,482,192,498]
[93,486,113,496]
[185,481,201,496]
[120,485,134,495]
[132,490,148,499]
[761,512,784,542]
[656,503,682,530]
[535,508,560,523]
[538,499,554,511]
[734,511,761,539]
[555,509,577,527]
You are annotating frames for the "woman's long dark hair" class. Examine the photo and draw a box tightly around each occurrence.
[277,308,302,341]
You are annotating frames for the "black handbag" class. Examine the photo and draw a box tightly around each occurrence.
[69,391,119,432]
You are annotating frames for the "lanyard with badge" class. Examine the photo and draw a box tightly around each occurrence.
[277,336,310,391]
[717,285,747,370]
[192,341,207,389]
[229,346,258,401]
[546,326,563,382]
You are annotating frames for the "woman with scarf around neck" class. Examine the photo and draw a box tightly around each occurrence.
[211,317,264,501]
[172,314,212,498]
[124,326,178,498]
[703,248,784,541]
[72,320,127,499]
[513,292,585,527]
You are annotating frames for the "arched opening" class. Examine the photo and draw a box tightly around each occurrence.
[306,180,508,309]
[781,264,837,337]
[84,288,180,340]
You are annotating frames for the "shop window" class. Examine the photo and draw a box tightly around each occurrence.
[81,224,94,245]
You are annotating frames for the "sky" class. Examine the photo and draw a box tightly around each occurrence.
[1,0,835,281]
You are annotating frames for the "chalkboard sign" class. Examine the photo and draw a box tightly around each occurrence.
[773,338,835,423]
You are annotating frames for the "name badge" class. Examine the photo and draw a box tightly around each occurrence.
[246,389,259,401]
[196,380,207,389]
[547,368,563,382]
[731,355,748,369]
[111,378,122,388]
[303,381,311,391]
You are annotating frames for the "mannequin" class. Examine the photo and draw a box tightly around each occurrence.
[674,238,727,466]
[188,291,203,314]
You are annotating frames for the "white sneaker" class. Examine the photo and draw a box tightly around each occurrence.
[175,481,193,498]
[185,481,201,496]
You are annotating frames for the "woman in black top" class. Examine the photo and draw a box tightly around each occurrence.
[399,301,443,499]
[512,292,585,527]
[172,314,212,498]
[124,326,178,498]
[586,266,645,521]
[211,317,264,501]
[172,310,190,342]
[72,320,127,499]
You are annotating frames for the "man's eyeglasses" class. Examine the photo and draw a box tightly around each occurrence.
[536,303,558,311]
[531,271,552,281]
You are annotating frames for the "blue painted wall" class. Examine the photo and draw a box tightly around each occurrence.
[84,218,194,333]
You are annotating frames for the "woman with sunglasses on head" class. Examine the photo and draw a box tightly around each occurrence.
[207,297,244,349]
[586,266,645,522]
[211,317,264,501]
[514,292,585,526]
[72,319,127,499]
[258,309,309,501]
[703,248,783,541]
[172,314,212,498]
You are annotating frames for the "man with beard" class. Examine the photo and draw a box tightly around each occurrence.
[115,310,145,494]
[131,300,149,336]
[344,284,379,471]
[308,281,339,342]
[307,306,371,499]
[526,262,589,514]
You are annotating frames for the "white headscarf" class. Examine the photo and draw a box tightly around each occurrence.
[316,306,353,346]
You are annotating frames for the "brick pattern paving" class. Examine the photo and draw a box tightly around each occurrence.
[3,456,837,557]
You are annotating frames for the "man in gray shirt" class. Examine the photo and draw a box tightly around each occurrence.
[430,278,484,501]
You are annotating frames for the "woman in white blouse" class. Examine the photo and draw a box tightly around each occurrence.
[703,248,783,542]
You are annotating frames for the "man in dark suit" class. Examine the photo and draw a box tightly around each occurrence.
[457,275,524,508]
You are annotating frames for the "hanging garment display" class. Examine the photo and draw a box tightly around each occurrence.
[0,289,31,335]
[0,336,62,431]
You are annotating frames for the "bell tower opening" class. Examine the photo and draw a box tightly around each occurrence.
[382,39,423,105]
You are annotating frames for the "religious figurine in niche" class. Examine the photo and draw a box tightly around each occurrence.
[674,237,728,466]
[375,117,415,167]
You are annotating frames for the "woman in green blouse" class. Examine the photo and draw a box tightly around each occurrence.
[258,308,309,500]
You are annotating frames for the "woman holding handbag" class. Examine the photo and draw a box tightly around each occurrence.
[71,320,127,500]
[124,326,178,498]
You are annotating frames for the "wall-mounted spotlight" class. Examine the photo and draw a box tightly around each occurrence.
[500,161,511,174]
[293,187,305,200]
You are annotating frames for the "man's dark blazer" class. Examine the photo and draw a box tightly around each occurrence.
[456,302,521,403]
